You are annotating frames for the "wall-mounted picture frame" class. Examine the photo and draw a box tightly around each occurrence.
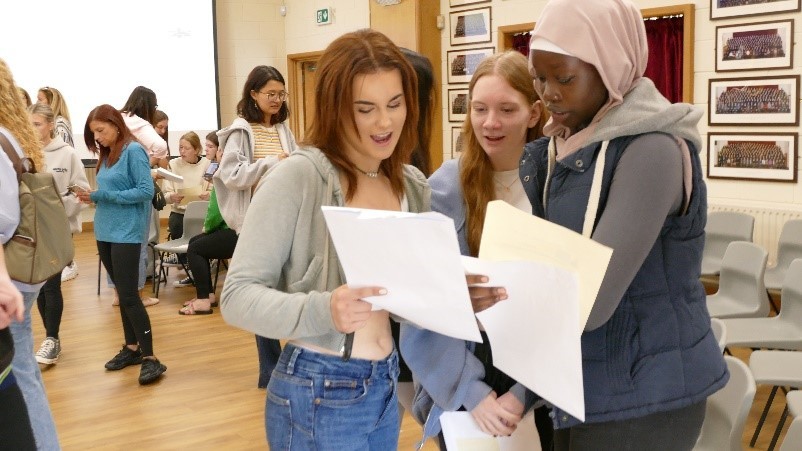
[450,0,489,6]
[449,6,492,46]
[707,132,797,182]
[451,126,465,159]
[448,89,469,123]
[708,75,799,126]
[447,47,494,84]
[715,20,794,72]
[710,0,800,20]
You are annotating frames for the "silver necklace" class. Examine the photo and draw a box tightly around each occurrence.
[355,167,379,178]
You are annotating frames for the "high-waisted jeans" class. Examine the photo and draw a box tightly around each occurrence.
[266,343,400,450]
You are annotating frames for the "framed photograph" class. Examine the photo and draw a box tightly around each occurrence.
[710,0,800,20]
[715,20,794,72]
[450,7,491,46]
[447,47,494,84]
[708,75,799,126]
[449,0,489,6]
[451,127,465,159]
[707,133,797,182]
[448,89,469,122]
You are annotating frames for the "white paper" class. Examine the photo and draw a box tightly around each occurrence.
[156,167,184,183]
[480,200,612,329]
[441,411,541,451]
[321,206,482,343]
[463,257,584,422]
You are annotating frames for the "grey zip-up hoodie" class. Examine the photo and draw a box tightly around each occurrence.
[213,117,298,233]
[221,146,430,353]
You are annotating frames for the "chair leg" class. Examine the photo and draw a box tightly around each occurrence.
[212,259,221,293]
[768,405,789,451]
[767,289,780,315]
[97,254,101,296]
[752,385,780,446]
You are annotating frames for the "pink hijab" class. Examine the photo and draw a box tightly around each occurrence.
[531,0,649,159]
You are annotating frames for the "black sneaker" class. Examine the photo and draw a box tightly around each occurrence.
[105,346,143,371]
[139,358,167,385]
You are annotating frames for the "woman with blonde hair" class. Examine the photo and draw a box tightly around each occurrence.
[221,29,428,448]
[1,58,60,450]
[401,50,550,449]
[161,131,211,284]
[29,103,90,366]
[37,86,73,147]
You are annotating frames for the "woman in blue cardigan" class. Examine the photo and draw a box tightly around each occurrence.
[77,104,166,386]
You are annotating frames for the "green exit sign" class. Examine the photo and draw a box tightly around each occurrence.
[316,7,332,25]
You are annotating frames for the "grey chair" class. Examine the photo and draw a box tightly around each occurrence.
[153,201,209,298]
[765,220,802,311]
[720,258,802,350]
[693,356,756,451]
[702,211,755,276]
[780,391,802,451]
[711,318,727,354]
[749,350,802,451]
[706,241,770,319]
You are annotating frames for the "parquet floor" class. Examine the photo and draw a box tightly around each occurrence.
[32,231,789,449]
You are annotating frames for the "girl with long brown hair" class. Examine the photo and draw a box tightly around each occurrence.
[221,29,429,449]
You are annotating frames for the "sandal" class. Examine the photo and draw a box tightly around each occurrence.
[182,298,219,308]
[178,301,213,315]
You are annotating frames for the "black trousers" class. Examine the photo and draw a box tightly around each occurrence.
[553,400,706,451]
[36,272,64,339]
[168,212,187,263]
[186,228,238,299]
[97,241,155,356]
[0,375,36,450]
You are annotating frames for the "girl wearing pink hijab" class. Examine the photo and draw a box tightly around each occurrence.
[521,0,728,449]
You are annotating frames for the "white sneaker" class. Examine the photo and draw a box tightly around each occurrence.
[61,261,78,282]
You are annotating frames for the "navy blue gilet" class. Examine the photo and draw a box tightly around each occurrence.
[520,134,728,428]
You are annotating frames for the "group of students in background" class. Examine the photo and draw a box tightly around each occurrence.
[2,0,730,449]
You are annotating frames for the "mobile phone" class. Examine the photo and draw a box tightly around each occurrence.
[203,162,219,181]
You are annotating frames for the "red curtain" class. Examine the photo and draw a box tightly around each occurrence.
[512,32,531,57]
[644,16,684,103]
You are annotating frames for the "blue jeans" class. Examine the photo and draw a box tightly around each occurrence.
[266,344,400,450]
[10,290,60,450]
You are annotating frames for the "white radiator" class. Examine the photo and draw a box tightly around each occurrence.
[708,205,802,265]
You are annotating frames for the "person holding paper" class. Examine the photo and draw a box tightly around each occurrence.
[77,104,167,386]
[524,0,728,448]
[160,131,211,273]
[213,64,299,390]
[220,29,429,449]
[401,51,551,449]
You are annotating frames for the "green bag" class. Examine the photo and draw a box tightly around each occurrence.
[1,133,74,284]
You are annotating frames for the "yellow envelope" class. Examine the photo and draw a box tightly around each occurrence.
[177,186,203,206]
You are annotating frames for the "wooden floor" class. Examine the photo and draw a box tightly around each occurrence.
[34,231,789,450]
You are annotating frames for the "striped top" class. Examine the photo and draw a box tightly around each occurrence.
[250,123,284,159]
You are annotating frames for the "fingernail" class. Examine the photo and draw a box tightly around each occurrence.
[496,288,507,295]
[480,276,488,283]
[378,288,387,295]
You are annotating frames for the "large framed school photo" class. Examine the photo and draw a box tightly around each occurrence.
[710,0,801,20]
[707,132,797,182]
[447,47,494,84]
[715,20,794,72]
[449,7,492,46]
[708,75,799,126]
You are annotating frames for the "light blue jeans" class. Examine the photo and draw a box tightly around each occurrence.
[266,343,400,450]
[10,289,61,450]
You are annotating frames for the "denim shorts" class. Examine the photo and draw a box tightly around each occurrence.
[265,343,400,450]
